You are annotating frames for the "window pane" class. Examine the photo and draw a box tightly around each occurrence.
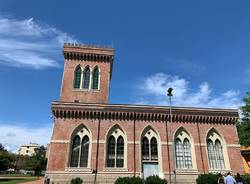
[175,138,184,168]
[150,137,158,160]
[70,135,80,167]
[183,139,192,168]
[215,140,225,169]
[116,136,124,167]
[142,137,149,160]
[92,67,99,90]
[80,136,89,167]
[107,136,115,167]
[83,67,90,89]
[207,139,216,169]
[74,66,81,89]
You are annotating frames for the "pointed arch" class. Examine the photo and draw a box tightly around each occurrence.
[92,66,100,90]
[73,65,82,89]
[174,126,194,169]
[69,124,92,168]
[206,128,226,170]
[105,124,127,168]
[83,66,91,89]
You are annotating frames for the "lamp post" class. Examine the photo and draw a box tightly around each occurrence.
[167,88,176,184]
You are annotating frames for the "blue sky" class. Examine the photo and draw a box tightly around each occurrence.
[0,0,249,152]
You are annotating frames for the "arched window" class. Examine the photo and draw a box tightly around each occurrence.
[106,127,126,168]
[207,138,225,169]
[70,135,80,167]
[116,136,124,167]
[92,67,99,90]
[80,136,89,167]
[175,128,193,169]
[107,136,116,167]
[150,137,158,160]
[83,66,90,89]
[69,126,91,168]
[74,66,82,89]
[141,136,158,161]
[142,137,149,160]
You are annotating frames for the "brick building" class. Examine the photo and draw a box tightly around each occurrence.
[46,43,243,184]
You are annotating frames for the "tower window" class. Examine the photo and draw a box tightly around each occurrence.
[83,66,90,89]
[92,67,99,90]
[74,66,82,89]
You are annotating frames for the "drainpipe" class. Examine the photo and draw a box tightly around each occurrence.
[133,118,136,176]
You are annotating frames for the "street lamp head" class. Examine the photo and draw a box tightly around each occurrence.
[167,87,173,96]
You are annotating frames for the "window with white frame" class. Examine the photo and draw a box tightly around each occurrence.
[207,130,225,170]
[141,128,158,162]
[74,65,82,89]
[175,129,193,169]
[106,127,125,168]
[69,127,91,168]
[83,66,91,89]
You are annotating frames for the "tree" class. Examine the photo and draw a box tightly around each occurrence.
[238,91,250,146]
[0,144,16,171]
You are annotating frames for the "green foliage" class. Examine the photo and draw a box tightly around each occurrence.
[114,176,143,184]
[0,144,17,171]
[70,177,83,184]
[145,175,167,184]
[237,91,250,146]
[196,173,218,184]
[242,174,250,184]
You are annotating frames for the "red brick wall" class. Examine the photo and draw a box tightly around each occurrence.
[47,118,243,173]
[60,59,111,104]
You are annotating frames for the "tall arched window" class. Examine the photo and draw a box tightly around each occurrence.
[74,66,82,89]
[107,136,116,167]
[70,135,80,167]
[92,66,99,90]
[83,66,90,89]
[116,136,124,167]
[175,128,193,169]
[207,138,225,169]
[80,136,89,167]
[106,126,126,168]
[69,126,91,168]
[142,137,149,160]
[150,137,158,160]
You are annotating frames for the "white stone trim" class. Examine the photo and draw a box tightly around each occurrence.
[51,140,69,144]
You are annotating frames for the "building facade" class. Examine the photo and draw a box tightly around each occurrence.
[46,43,243,184]
[18,143,41,156]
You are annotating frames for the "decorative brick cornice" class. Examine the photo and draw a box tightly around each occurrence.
[51,102,239,124]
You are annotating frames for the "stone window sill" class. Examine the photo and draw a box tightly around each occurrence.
[103,167,128,172]
[65,167,92,173]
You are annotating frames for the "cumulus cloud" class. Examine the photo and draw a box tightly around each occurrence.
[0,16,77,69]
[136,73,242,109]
[0,123,52,153]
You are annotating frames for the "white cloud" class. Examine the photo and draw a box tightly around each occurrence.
[0,123,52,153]
[136,73,242,109]
[0,16,77,69]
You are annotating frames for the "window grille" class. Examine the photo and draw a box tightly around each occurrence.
[183,139,192,168]
[150,137,158,160]
[107,136,116,167]
[142,137,149,160]
[175,138,184,168]
[70,135,80,167]
[80,136,89,167]
[116,136,124,167]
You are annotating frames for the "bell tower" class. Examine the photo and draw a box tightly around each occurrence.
[60,43,114,104]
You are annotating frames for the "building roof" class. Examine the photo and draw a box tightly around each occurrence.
[52,101,238,124]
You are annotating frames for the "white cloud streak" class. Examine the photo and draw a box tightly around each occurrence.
[0,123,52,153]
[136,73,242,109]
[0,16,76,69]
